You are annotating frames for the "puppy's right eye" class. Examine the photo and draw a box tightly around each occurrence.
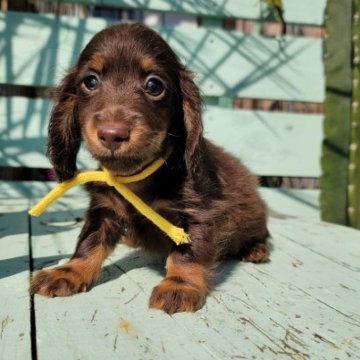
[83,75,99,90]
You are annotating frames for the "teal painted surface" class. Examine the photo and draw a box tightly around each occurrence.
[24,194,360,359]
[280,0,326,26]
[260,188,320,219]
[39,0,326,25]
[0,199,31,360]
[0,182,359,358]
[1,98,323,177]
[0,181,57,200]
[0,11,325,102]
[0,97,97,169]
[204,107,323,177]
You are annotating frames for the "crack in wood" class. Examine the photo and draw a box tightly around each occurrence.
[113,332,119,352]
[90,309,98,323]
[124,290,141,305]
[313,333,340,349]
[239,316,308,359]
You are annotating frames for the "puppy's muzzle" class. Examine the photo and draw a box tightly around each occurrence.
[97,124,130,152]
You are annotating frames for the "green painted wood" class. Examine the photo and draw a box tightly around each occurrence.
[38,0,326,25]
[0,11,325,102]
[260,188,320,219]
[1,98,323,177]
[200,17,234,109]
[265,219,360,319]
[266,0,326,26]
[0,180,58,200]
[269,217,360,272]
[204,107,323,177]
[320,0,353,226]
[28,194,360,359]
[165,218,360,359]
[0,97,97,169]
[349,0,360,229]
[0,199,31,360]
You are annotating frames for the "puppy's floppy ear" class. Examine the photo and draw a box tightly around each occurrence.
[47,68,81,182]
[179,68,203,173]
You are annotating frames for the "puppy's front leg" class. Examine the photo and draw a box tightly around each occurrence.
[149,246,211,314]
[30,207,122,297]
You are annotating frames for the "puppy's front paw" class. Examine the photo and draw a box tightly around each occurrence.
[241,242,270,263]
[30,267,88,297]
[149,277,206,314]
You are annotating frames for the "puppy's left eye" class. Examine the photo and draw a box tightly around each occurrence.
[83,75,99,90]
[144,77,165,97]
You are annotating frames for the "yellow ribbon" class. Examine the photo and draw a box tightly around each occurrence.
[29,149,190,245]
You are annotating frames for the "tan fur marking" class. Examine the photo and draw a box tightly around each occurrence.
[140,56,156,72]
[83,119,100,150]
[89,53,105,72]
[149,255,209,313]
[30,245,108,297]
[166,256,208,295]
[68,245,108,283]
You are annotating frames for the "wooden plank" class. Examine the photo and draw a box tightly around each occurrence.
[281,0,326,26]
[269,217,360,272]
[0,180,59,201]
[260,188,320,219]
[0,97,97,169]
[265,220,360,329]
[113,218,360,359]
[1,98,323,177]
[28,191,360,359]
[0,11,325,102]
[0,96,48,168]
[204,107,323,177]
[39,0,326,25]
[0,199,32,360]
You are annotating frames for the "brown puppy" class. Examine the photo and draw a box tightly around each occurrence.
[30,23,269,314]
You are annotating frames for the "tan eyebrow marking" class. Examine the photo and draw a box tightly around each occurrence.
[140,56,156,72]
[89,53,105,72]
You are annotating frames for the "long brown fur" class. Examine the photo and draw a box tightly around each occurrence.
[30,23,270,314]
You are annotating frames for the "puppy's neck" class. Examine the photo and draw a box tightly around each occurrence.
[101,147,173,194]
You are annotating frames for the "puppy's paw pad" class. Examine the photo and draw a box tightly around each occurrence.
[149,278,205,314]
[30,268,87,297]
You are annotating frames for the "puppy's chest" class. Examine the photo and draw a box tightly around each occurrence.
[122,196,182,252]
[93,182,182,242]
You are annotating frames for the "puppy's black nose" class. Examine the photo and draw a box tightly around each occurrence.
[97,124,130,151]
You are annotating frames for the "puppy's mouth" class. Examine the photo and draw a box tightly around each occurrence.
[96,151,158,176]
[83,122,169,176]
[89,138,167,176]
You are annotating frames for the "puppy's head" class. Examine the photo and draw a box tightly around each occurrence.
[48,23,203,181]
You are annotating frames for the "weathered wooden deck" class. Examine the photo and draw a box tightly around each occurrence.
[1,182,359,360]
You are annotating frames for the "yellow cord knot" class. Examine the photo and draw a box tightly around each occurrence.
[29,149,190,246]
